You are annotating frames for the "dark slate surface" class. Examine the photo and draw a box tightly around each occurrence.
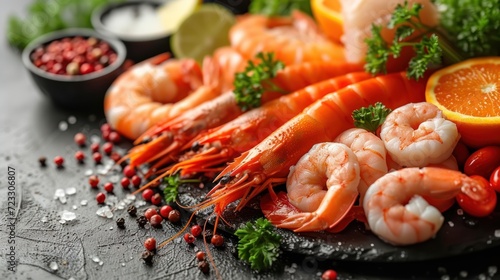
[1,1,500,280]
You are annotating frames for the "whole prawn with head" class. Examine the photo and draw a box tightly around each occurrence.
[104,48,247,140]
[230,10,345,65]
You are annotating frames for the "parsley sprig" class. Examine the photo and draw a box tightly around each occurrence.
[234,217,281,271]
[352,102,392,133]
[364,1,464,80]
[162,174,200,204]
[249,0,313,17]
[233,52,286,111]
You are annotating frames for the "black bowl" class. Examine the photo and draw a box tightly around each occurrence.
[91,0,172,63]
[22,28,127,112]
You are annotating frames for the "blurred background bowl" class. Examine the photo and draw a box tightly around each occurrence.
[91,0,171,63]
[22,28,126,112]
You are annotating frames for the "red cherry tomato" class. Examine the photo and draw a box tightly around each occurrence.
[490,166,500,193]
[464,146,500,179]
[456,175,497,217]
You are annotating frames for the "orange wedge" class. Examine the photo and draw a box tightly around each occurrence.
[311,0,343,43]
[425,57,500,148]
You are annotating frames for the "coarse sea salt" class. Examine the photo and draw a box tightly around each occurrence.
[102,4,167,38]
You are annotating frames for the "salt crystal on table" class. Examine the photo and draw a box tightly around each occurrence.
[54,189,65,199]
[96,206,113,218]
[61,210,76,221]
[49,261,58,271]
[58,121,68,131]
[65,187,76,195]
[80,200,88,206]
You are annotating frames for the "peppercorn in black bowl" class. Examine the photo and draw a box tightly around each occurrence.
[21,28,127,111]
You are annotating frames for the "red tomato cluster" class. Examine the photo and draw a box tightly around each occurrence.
[456,145,500,217]
[30,36,117,75]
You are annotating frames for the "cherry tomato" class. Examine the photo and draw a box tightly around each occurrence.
[464,146,500,179]
[456,175,497,217]
[490,166,500,193]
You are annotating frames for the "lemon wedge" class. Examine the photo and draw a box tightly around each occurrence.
[157,0,202,33]
[170,3,236,63]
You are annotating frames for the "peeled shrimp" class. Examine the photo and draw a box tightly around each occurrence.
[363,167,485,245]
[334,128,388,205]
[380,102,459,167]
[230,10,345,66]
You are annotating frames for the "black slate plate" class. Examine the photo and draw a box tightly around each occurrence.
[176,182,500,263]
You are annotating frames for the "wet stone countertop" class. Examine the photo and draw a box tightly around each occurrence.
[1,1,500,280]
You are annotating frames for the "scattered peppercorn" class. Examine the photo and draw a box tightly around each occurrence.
[141,250,154,265]
[123,165,136,178]
[110,152,122,163]
[191,225,202,237]
[184,233,195,244]
[150,193,162,206]
[211,234,224,247]
[116,217,125,229]
[96,192,106,204]
[102,142,113,155]
[142,189,154,202]
[136,216,148,228]
[121,177,130,189]
[168,209,181,223]
[90,143,100,153]
[54,156,64,167]
[89,175,99,188]
[127,205,137,217]
[150,214,163,228]
[321,269,338,280]
[75,151,85,162]
[195,251,205,261]
[159,205,173,219]
[144,208,158,221]
[131,175,142,188]
[74,132,86,146]
[92,152,102,163]
[39,156,47,167]
[100,123,112,133]
[144,237,156,252]
[198,260,210,274]
[109,131,121,143]
[104,182,114,193]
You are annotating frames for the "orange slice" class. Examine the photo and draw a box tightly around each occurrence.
[311,0,343,44]
[425,57,500,148]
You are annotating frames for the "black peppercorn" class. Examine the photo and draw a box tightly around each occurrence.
[39,156,47,167]
[198,260,210,274]
[116,217,125,229]
[141,251,154,265]
[127,205,137,217]
[136,215,148,228]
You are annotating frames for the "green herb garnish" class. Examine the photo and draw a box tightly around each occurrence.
[233,52,285,111]
[234,217,281,271]
[352,102,392,133]
[162,174,200,204]
[436,0,500,58]
[7,0,124,50]
[249,0,313,17]
[364,1,464,80]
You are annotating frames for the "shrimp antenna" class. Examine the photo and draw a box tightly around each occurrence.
[202,217,222,280]
[158,210,196,249]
